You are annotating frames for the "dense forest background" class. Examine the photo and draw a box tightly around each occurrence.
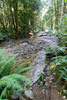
[0,0,67,40]
[0,0,40,39]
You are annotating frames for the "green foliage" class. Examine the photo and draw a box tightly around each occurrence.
[65,0,67,3]
[0,0,40,38]
[45,13,67,98]
[45,44,53,53]
[49,12,67,98]
[0,49,32,99]
[38,73,45,87]
[50,55,67,97]
[0,33,4,41]
[0,74,31,99]
[0,33,7,41]
[40,0,67,98]
[45,44,56,59]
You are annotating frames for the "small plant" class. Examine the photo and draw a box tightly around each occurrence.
[45,44,53,53]
[38,73,45,87]
[0,49,32,99]
[45,44,55,59]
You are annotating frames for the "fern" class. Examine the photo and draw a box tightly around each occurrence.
[50,55,67,97]
[0,54,17,77]
[17,67,32,74]
[0,74,31,99]
[0,49,32,99]
[14,63,26,73]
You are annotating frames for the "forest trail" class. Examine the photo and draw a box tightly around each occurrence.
[0,31,57,62]
[0,31,66,100]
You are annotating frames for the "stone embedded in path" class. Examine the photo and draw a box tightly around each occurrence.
[25,89,34,100]
[37,31,47,37]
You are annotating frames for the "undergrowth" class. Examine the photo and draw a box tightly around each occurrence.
[49,34,67,98]
[0,49,32,100]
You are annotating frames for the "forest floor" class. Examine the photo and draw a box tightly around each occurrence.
[0,31,66,100]
[33,65,67,100]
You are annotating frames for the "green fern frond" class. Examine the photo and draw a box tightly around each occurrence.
[8,74,32,84]
[17,67,32,74]
[0,74,31,99]
[0,49,5,61]
[14,63,25,73]
[0,54,17,77]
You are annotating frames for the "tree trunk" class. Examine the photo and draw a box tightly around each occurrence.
[63,0,67,14]
[13,0,18,35]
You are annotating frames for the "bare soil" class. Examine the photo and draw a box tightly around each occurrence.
[33,83,67,100]
[33,66,67,100]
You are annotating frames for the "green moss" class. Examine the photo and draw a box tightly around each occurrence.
[13,56,36,73]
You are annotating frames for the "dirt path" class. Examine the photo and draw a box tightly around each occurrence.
[0,32,58,63]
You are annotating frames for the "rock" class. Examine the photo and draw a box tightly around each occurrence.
[25,89,34,100]
[12,91,23,100]
[37,31,47,37]
[20,42,28,46]
[30,50,46,85]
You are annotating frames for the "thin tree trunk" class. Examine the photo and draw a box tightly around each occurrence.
[63,0,67,14]
[14,0,18,35]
